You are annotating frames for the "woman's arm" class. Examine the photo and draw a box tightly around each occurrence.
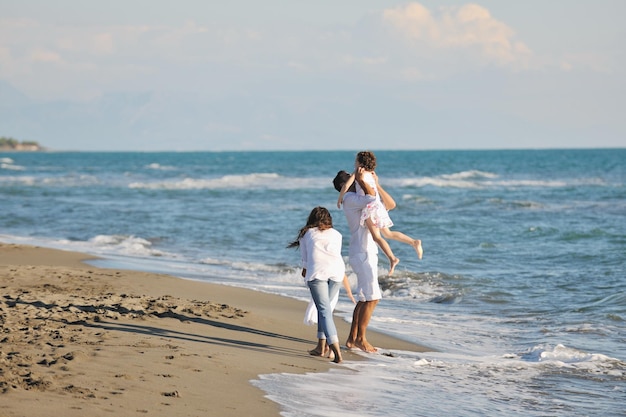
[299,235,308,279]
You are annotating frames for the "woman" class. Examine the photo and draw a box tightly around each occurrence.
[288,206,345,363]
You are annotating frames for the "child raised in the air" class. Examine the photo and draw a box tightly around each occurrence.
[337,151,423,275]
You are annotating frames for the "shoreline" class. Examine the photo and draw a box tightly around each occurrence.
[0,243,429,417]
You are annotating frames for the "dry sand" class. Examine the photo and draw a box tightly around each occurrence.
[0,243,428,417]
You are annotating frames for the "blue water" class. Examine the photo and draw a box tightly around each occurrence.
[1,149,625,416]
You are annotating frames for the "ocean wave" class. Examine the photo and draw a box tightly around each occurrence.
[0,233,171,260]
[128,173,327,190]
[379,271,463,302]
[489,198,544,209]
[575,292,626,316]
[391,176,484,189]
[84,234,170,257]
[520,343,622,366]
[0,175,36,186]
[441,170,499,180]
[0,174,101,187]
[145,163,177,171]
[201,257,293,275]
[47,234,175,259]
[1,162,26,171]
[388,172,608,190]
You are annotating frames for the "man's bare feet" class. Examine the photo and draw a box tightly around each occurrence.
[413,240,423,260]
[355,340,378,353]
[308,348,327,357]
[389,257,400,275]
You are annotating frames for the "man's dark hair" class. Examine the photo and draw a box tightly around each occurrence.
[333,170,351,192]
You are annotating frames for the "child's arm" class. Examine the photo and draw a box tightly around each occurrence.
[337,173,356,208]
[342,275,356,304]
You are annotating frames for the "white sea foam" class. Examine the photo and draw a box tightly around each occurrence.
[0,174,102,187]
[0,175,36,185]
[86,234,170,257]
[145,162,176,171]
[441,170,499,180]
[252,342,624,417]
[520,343,622,366]
[1,162,25,171]
[128,173,325,190]
[388,172,608,190]
[19,234,178,259]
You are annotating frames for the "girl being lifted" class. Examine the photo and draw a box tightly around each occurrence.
[338,151,423,275]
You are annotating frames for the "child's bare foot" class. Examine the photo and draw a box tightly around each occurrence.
[389,257,400,275]
[413,240,423,260]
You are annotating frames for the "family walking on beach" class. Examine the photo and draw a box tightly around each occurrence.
[289,151,423,361]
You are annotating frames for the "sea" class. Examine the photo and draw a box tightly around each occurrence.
[1,149,624,416]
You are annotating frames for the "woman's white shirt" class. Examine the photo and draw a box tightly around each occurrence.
[300,227,345,282]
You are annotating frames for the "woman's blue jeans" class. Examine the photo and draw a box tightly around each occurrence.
[307,279,340,344]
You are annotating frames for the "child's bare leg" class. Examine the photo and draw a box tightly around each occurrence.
[381,228,423,260]
[366,219,399,275]
[413,239,423,259]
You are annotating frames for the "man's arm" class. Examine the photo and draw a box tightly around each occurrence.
[372,172,396,211]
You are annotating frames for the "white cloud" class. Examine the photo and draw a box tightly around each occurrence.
[29,49,63,63]
[1,4,537,99]
[91,33,115,55]
[0,3,613,103]
[381,3,532,70]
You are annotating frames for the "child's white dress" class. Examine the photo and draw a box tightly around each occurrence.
[356,171,393,229]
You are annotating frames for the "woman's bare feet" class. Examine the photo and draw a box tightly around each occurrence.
[329,343,343,363]
[412,240,423,260]
[308,339,328,357]
[309,348,326,356]
[389,257,400,275]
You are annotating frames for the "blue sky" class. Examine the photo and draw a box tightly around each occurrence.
[1,1,624,151]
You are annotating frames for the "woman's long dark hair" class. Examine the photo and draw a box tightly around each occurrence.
[287,206,333,248]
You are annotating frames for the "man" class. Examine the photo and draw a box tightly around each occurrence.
[333,167,396,353]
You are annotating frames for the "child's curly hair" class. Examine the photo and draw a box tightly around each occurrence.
[356,151,377,171]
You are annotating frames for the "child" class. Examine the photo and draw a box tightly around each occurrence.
[338,151,423,275]
[287,206,347,363]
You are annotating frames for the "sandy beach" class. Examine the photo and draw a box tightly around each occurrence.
[0,243,427,417]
